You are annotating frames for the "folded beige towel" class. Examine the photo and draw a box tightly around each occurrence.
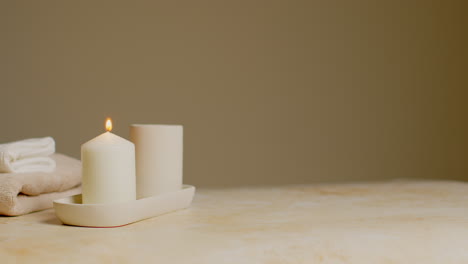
[0,153,81,216]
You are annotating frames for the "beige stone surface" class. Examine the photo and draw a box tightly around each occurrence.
[2,180,468,263]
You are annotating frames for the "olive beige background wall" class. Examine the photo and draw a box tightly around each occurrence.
[1,1,467,187]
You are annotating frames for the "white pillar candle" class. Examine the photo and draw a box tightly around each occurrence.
[130,124,183,199]
[81,118,136,204]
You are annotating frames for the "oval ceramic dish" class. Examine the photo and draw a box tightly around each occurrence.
[53,185,195,227]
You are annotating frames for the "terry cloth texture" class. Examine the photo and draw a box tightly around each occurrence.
[0,137,56,173]
[0,153,81,216]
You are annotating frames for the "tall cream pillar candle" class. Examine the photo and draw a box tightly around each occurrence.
[81,118,136,204]
[130,124,183,199]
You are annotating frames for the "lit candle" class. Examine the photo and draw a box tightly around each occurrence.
[81,118,136,204]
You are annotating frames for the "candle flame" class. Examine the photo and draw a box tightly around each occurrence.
[105,118,112,132]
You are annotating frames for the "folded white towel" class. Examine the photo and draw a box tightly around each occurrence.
[0,137,56,173]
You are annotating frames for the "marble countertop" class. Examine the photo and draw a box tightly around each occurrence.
[2,180,468,263]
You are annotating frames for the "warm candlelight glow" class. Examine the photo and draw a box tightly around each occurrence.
[105,118,113,132]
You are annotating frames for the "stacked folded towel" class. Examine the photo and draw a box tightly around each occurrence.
[0,137,56,173]
[0,138,81,216]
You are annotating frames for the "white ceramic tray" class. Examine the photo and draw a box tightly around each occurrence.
[53,185,195,227]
